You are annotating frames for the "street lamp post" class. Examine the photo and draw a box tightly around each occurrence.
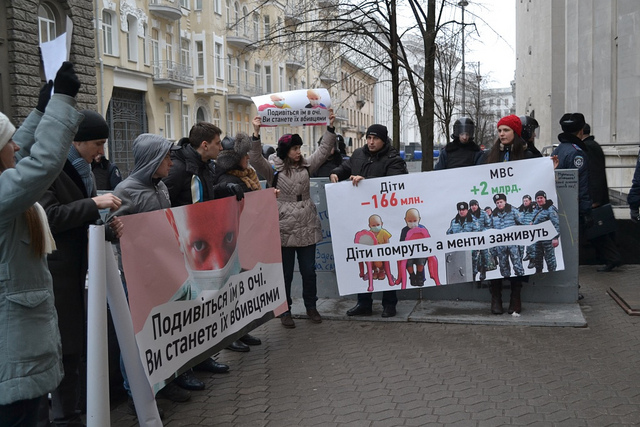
[458,0,469,116]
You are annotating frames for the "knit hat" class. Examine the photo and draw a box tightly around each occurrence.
[535,190,547,199]
[469,199,479,207]
[522,194,532,201]
[559,113,586,133]
[276,133,303,159]
[0,112,16,152]
[493,193,507,203]
[457,201,469,211]
[366,124,388,142]
[497,114,522,137]
[75,110,109,142]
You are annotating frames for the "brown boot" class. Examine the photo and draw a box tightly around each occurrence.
[490,280,503,314]
[508,282,522,314]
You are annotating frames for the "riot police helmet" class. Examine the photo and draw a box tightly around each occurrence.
[519,116,540,141]
[453,117,475,140]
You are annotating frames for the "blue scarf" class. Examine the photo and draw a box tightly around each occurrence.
[68,145,93,196]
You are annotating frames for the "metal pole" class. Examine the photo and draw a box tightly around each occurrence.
[458,1,469,116]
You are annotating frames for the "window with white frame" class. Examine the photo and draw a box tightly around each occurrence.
[263,15,270,37]
[195,0,203,10]
[166,33,173,63]
[142,24,149,64]
[213,109,221,127]
[180,0,190,9]
[215,43,223,80]
[102,10,115,55]
[195,41,204,77]
[228,109,235,136]
[226,0,231,23]
[235,58,240,84]
[253,13,259,39]
[279,66,284,91]
[243,60,248,84]
[127,15,138,62]
[38,4,56,43]
[243,6,249,36]
[265,65,272,93]
[213,0,221,14]
[181,38,190,69]
[165,103,173,139]
[227,54,232,83]
[182,105,190,134]
[254,64,261,90]
[288,77,293,91]
[234,3,240,35]
[151,28,159,64]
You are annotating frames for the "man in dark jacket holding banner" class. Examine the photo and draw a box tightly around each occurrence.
[330,124,408,318]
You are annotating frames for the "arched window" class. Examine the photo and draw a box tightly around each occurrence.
[234,2,240,36]
[38,4,56,43]
[196,106,206,123]
[102,10,119,56]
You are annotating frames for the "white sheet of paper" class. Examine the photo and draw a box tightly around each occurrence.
[40,17,73,83]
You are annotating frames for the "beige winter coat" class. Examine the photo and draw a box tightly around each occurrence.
[249,130,336,247]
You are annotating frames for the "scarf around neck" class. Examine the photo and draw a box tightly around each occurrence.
[68,144,93,196]
[227,167,261,191]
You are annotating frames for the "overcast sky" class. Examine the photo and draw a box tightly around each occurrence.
[396,0,516,89]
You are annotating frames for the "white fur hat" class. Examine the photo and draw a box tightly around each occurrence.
[0,112,16,152]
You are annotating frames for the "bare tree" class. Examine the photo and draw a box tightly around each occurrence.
[248,0,465,171]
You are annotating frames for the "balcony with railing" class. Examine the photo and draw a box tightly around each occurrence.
[149,0,181,21]
[335,107,348,122]
[285,47,306,71]
[227,80,263,104]
[284,5,303,26]
[320,67,339,85]
[226,22,257,50]
[152,61,193,89]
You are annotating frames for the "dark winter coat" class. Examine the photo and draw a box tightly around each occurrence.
[40,161,101,355]
[330,142,407,180]
[163,142,217,206]
[583,135,609,206]
[434,138,484,170]
[628,152,640,210]
[552,133,592,216]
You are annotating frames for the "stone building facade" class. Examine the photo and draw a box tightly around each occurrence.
[0,0,97,123]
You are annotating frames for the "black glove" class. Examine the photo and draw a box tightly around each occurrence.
[226,183,244,201]
[53,61,81,97]
[36,80,53,112]
[631,209,640,224]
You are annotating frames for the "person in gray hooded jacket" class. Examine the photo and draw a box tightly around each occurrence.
[106,134,190,409]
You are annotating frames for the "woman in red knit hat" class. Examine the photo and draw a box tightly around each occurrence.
[483,114,534,315]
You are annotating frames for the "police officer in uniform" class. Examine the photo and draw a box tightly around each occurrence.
[531,190,561,273]
[552,113,592,223]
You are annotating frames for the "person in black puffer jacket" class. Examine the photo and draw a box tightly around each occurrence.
[330,124,408,318]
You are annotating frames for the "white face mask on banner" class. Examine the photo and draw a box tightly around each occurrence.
[407,221,419,229]
[184,247,241,294]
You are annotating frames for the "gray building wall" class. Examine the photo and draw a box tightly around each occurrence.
[1,0,97,125]
[516,0,640,195]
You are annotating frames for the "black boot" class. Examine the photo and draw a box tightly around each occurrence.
[490,280,503,315]
[508,282,522,314]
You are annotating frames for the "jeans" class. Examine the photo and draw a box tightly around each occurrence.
[281,245,317,310]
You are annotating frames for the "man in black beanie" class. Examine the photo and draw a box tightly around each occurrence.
[329,124,408,318]
[39,109,123,425]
